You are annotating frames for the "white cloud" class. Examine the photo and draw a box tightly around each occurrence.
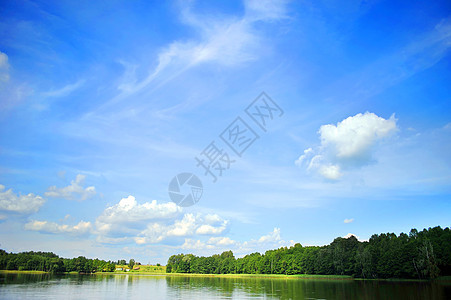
[93,196,228,245]
[45,174,96,201]
[166,214,198,237]
[318,163,343,180]
[25,220,92,235]
[325,18,451,104]
[101,0,288,109]
[96,195,180,226]
[344,218,354,224]
[343,233,360,240]
[181,239,214,250]
[196,214,228,235]
[0,184,46,214]
[196,224,227,235]
[135,213,228,244]
[244,0,289,21]
[207,237,237,247]
[180,227,294,257]
[295,147,313,166]
[0,51,32,111]
[258,227,281,243]
[0,51,10,82]
[42,79,85,98]
[297,112,398,180]
[319,112,397,160]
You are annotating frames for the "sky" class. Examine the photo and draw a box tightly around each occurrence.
[0,0,450,264]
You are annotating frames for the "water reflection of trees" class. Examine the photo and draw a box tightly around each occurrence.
[165,275,450,300]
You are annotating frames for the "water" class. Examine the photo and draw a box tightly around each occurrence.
[0,273,450,299]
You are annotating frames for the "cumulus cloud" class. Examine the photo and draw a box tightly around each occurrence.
[182,236,236,251]
[258,227,281,243]
[97,195,180,224]
[319,112,397,161]
[21,194,230,244]
[134,213,228,245]
[343,233,361,240]
[181,227,294,257]
[24,220,92,235]
[207,237,237,247]
[18,192,293,257]
[344,218,354,224]
[45,174,96,201]
[294,148,313,166]
[0,184,46,214]
[182,239,215,250]
[296,112,398,180]
[93,195,228,245]
[95,195,181,240]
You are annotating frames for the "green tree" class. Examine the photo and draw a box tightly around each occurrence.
[128,259,135,269]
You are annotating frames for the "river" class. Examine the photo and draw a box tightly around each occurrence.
[0,273,450,299]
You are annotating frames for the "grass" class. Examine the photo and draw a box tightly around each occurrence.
[2,268,449,282]
[436,276,451,281]
[100,271,352,280]
[0,270,47,274]
[96,264,167,275]
[163,273,353,280]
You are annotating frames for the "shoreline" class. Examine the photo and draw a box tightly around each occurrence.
[0,270,48,274]
[2,270,449,282]
[95,272,353,280]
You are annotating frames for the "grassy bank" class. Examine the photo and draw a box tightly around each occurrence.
[436,276,451,281]
[0,270,48,274]
[164,273,353,280]
[95,272,352,280]
[2,269,448,282]
[111,264,166,274]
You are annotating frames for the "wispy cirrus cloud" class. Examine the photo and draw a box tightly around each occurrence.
[0,51,32,112]
[327,18,451,104]
[41,79,85,98]
[0,51,10,82]
[99,0,289,110]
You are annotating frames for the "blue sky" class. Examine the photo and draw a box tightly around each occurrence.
[0,0,450,264]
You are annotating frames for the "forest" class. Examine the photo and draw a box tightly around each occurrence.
[0,250,116,273]
[166,226,451,279]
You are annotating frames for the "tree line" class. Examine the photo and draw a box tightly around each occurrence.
[166,226,451,279]
[0,250,116,273]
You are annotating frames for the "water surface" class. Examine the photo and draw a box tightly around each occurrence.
[1,273,450,299]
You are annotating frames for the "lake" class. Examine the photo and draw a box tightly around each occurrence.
[0,273,450,299]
